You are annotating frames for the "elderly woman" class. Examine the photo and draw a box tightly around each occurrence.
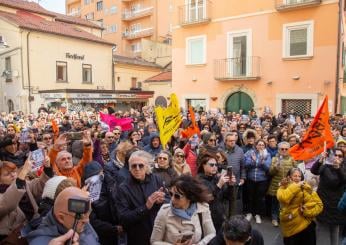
[151,175,216,245]
[244,139,271,224]
[277,168,323,245]
[0,157,53,241]
[268,141,297,227]
[153,150,178,187]
[173,148,191,176]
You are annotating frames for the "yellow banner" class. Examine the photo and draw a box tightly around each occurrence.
[155,93,182,148]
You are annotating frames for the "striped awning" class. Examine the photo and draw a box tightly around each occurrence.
[71,99,117,104]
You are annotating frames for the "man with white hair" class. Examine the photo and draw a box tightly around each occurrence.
[48,131,93,187]
[115,150,166,245]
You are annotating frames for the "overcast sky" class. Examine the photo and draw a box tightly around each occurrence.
[37,0,66,14]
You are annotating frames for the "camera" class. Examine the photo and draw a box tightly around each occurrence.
[68,197,90,215]
[227,166,233,177]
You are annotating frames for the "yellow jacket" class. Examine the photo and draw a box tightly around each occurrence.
[277,182,323,237]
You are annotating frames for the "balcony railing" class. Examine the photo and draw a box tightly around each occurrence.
[179,0,211,26]
[214,57,261,81]
[275,0,321,11]
[122,27,154,40]
[122,6,154,21]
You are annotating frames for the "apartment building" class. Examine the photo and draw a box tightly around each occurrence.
[172,0,344,115]
[66,0,173,59]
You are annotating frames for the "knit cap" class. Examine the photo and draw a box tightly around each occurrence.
[42,176,67,200]
[83,161,103,180]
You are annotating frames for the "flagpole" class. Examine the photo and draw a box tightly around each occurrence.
[323,141,327,165]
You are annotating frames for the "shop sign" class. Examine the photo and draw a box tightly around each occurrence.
[66,53,85,60]
[68,93,117,99]
[40,93,65,99]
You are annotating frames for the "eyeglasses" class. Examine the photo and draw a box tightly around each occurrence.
[130,163,145,170]
[158,157,168,160]
[113,132,121,135]
[335,154,344,158]
[176,154,185,158]
[280,148,289,151]
[207,162,217,167]
[208,139,216,142]
[169,191,184,200]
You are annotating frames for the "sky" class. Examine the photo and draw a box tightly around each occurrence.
[35,0,66,14]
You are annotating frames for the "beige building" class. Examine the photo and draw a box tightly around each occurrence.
[0,0,156,113]
[66,0,173,63]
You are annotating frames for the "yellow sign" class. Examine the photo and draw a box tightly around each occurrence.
[155,93,182,148]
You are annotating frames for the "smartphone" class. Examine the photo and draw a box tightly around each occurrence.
[227,166,233,177]
[181,234,193,243]
[31,148,45,171]
[67,132,83,141]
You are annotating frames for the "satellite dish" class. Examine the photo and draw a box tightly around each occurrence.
[155,96,167,108]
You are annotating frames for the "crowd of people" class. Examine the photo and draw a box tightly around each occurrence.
[0,105,345,245]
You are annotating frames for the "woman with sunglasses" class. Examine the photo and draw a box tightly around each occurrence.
[151,175,216,245]
[277,168,322,245]
[153,150,178,187]
[173,148,191,176]
[197,153,236,231]
[311,148,346,245]
[268,141,297,227]
[244,139,271,224]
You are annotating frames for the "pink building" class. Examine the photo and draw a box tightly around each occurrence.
[172,0,345,115]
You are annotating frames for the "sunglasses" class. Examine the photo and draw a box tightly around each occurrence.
[208,139,216,142]
[280,148,289,151]
[335,154,344,158]
[130,163,145,169]
[207,162,217,167]
[169,191,184,200]
[158,157,168,160]
[113,132,121,135]
[176,154,185,158]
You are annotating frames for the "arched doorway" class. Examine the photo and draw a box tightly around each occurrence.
[7,99,14,113]
[225,91,254,114]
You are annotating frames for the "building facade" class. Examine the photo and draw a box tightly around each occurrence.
[0,0,155,113]
[172,0,344,115]
[66,0,173,60]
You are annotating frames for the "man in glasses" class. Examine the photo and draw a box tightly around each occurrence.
[268,141,297,227]
[26,187,99,245]
[115,150,166,245]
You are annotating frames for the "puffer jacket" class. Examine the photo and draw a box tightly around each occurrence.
[267,155,297,196]
[311,161,346,225]
[152,166,178,187]
[183,144,198,176]
[244,149,271,182]
[143,133,162,157]
[150,203,216,245]
[277,182,323,237]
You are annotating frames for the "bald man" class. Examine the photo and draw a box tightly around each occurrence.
[26,187,99,245]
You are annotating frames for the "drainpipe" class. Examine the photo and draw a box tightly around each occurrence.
[112,45,116,90]
[334,0,342,113]
[26,31,32,114]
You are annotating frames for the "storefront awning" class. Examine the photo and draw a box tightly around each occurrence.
[71,99,117,104]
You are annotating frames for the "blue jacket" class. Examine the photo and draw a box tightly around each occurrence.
[26,210,99,245]
[224,144,246,183]
[244,149,271,182]
[338,191,346,213]
[143,133,162,157]
[115,174,165,245]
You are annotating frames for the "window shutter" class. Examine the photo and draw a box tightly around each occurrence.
[189,38,204,64]
[290,28,307,56]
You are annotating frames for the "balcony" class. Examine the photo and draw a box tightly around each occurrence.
[214,57,261,81]
[122,6,154,21]
[179,0,211,27]
[276,0,321,11]
[122,27,154,40]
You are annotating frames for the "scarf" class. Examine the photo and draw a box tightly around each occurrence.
[171,202,197,220]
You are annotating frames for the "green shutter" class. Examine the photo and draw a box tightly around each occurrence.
[226,92,254,114]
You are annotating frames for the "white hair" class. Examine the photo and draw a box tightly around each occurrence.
[56,150,72,163]
[128,150,153,165]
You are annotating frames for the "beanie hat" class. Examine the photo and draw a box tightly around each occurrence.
[83,161,102,181]
[42,176,67,200]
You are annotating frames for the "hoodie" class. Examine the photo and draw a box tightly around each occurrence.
[143,133,162,157]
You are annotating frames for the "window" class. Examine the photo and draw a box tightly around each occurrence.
[131,42,141,52]
[131,77,137,88]
[56,61,67,82]
[5,56,12,82]
[109,24,117,33]
[283,20,314,58]
[84,0,91,5]
[82,64,92,83]
[97,19,103,27]
[137,81,142,88]
[110,5,117,14]
[96,1,103,11]
[186,35,206,65]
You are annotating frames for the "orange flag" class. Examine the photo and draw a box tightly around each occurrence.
[289,96,334,160]
[181,106,200,138]
[51,119,59,141]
